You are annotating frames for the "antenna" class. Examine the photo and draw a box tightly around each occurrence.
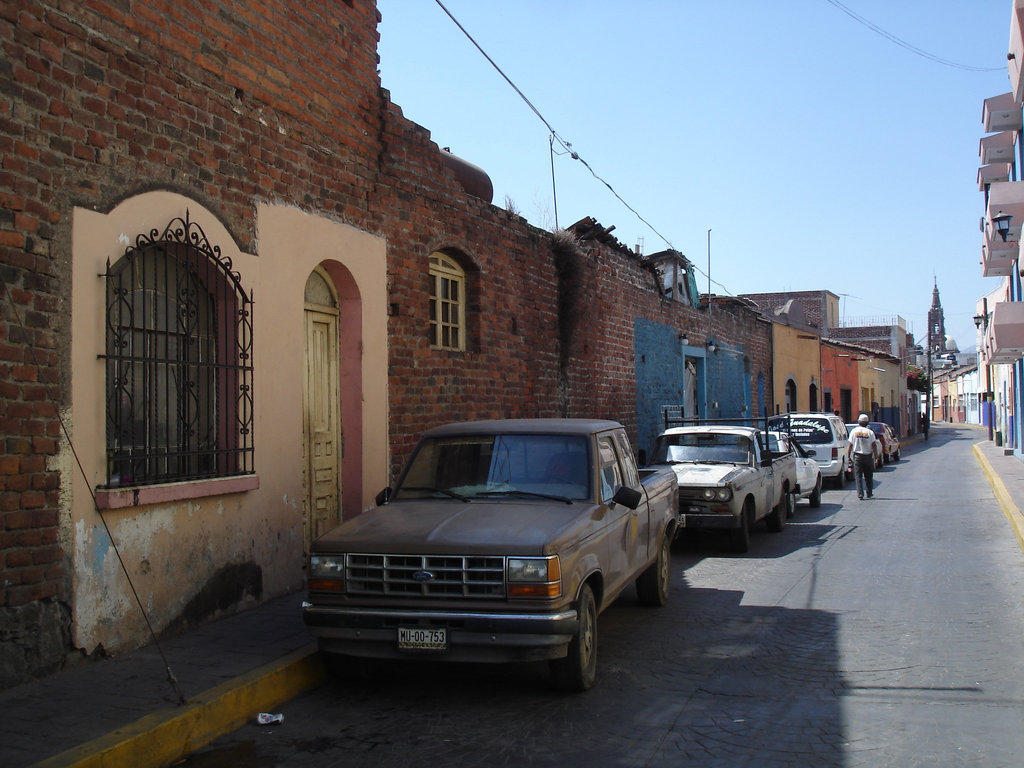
[549,134,558,229]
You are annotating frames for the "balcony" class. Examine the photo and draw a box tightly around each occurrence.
[978,163,1012,191]
[982,181,1024,276]
[983,93,1023,133]
[982,241,1018,277]
[985,301,1024,365]
[980,131,1016,164]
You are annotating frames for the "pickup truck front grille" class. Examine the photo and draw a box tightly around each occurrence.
[346,554,506,599]
[677,490,720,514]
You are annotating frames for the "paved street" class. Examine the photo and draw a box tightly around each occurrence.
[182,424,1024,768]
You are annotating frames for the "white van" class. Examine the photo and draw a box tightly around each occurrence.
[767,412,849,488]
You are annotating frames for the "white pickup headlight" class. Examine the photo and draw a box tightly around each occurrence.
[701,487,733,502]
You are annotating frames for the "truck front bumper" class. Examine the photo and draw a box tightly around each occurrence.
[303,604,578,663]
[678,512,742,530]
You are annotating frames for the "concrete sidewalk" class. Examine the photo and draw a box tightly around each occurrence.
[972,427,1024,549]
[1,422,1022,768]
[0,591,326,768]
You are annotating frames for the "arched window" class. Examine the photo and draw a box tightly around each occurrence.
[785,379,798,412]
[808,382,818,412]
[429,252,466,351]
[103,212,254,487]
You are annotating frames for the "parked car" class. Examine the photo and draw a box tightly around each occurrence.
[768,432,822,508]
[647,424,798,553]
[768,412,849,488]
[303,418,678,692]
[868,421,900,463]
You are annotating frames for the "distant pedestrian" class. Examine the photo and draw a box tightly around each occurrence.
[846,413,880,500]
[922,412,929,440]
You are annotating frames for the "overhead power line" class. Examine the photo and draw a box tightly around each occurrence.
[824,0,1004,72]
[431,0,726,285]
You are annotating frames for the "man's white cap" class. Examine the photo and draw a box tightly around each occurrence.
[858,414,869,425]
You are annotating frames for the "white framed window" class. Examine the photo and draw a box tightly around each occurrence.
[429,252,466,351]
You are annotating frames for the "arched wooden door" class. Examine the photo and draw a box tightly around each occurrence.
[303,269,341,551]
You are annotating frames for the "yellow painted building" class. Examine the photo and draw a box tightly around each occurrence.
[772,322,823,413]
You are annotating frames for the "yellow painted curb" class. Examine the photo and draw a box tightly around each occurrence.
[31,643,326,768]
[973,442,1024,553]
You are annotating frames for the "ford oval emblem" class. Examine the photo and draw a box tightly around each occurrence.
[412,570,434,582]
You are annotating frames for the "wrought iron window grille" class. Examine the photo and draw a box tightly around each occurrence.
[101,211,254,488]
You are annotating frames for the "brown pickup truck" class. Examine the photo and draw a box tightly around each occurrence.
[303,418,678,691]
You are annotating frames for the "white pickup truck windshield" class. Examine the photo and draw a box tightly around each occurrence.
[651,434,752,465]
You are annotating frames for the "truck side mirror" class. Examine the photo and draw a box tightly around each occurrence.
[760,456,772,468]
[375,487,392,506]
[612,486,642,510]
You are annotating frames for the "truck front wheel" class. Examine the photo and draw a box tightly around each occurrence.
[730,501,753,553]
[551,583,597,692]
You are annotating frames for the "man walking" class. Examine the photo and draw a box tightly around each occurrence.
[846,414,880,500]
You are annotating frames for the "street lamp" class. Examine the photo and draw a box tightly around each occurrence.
[992,211,1013,242]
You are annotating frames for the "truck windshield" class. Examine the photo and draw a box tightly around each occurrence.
[649,433,751,465]
[395,434,591,501]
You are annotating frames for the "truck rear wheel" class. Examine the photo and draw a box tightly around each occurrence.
[636,532,671,606]
[809,476,822,508]
[551,583,597,692]
[767,492,791,532]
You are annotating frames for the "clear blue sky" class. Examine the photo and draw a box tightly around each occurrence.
[377,0,1012,352]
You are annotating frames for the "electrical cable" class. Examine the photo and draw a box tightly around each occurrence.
[1,278,187,706]
[431,0,746,297]
[823,0,1004,72]
[432,0,682,258]
[430,0,998,302]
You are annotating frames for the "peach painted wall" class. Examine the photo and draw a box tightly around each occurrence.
[68,193,386,653]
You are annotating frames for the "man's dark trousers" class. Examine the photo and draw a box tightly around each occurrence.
[853,453,874,498]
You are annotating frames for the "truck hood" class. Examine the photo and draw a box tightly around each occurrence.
[312,499,600,556]
[668,463,745,486]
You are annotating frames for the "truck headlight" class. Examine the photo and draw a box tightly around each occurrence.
[508,556,561,598]
[308,554,346,593]
[701,487,732,502]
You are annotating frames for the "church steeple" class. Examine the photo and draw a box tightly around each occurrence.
[928,279,945,353]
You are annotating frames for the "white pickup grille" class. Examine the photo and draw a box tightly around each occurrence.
[346,554,506,598]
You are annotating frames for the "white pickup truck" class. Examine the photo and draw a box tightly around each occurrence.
[646,425,798,553]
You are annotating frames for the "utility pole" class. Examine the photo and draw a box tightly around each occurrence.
[926,321,933,428]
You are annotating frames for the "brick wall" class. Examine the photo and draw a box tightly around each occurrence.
[1,0,774,684]
[741,290,830,332]
[1,0,388,683]
[372,105,567,474]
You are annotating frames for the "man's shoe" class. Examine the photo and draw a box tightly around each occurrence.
[867,494,873,499]
[858,494,864,500]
